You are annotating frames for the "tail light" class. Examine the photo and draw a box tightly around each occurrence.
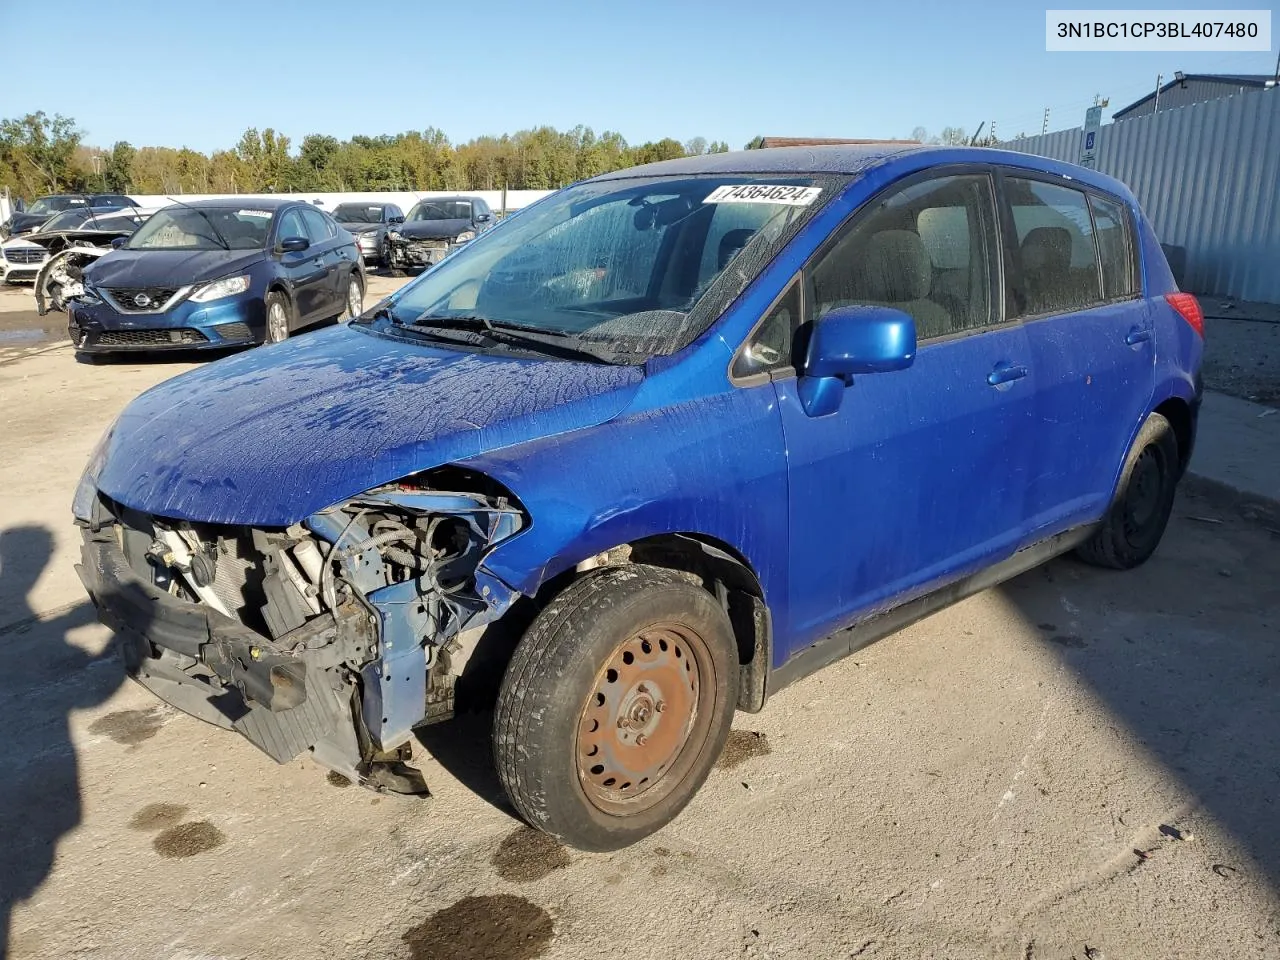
[1165,292,1204,338]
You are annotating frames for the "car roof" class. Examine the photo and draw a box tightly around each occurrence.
[590,144,1135,201]
[412,195,480,203]
[161,197,297,211]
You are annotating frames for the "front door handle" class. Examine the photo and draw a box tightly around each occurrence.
[987,361,1028,387]
[1125,327,1152,345]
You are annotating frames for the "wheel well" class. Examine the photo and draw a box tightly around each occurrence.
[534,533,771,714]
[1154,397,1192,473]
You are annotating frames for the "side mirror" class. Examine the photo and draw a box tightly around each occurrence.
[476,212,491,223]
[277,236,310,254]
[389,215,405,224]
[799,305,916,416]
[110,236,128,249]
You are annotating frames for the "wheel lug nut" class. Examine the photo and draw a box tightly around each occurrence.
[616,717,627,728]
[637,683,647,694]
[655,700,666,713]
[636,734,648,746]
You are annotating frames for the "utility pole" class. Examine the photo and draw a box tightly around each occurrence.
[1042,108,1050,135]
[989,121,997,145]
[1153,73,1163,113]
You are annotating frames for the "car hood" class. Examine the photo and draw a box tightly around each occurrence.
[338,222,382,233]
[86,249,266,288]
[7,212,51,234]
[395,218,471,240]
[93,323,645,526]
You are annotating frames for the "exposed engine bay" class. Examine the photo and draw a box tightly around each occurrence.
[77,469,526,794]
[31,227,135,315]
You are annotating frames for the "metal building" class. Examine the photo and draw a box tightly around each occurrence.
[1000,88,1280,304]
[1113,73,1276,121]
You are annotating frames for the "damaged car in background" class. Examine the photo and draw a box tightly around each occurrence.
[384,195,492,274]
[75,145,1202,852]
[32,209,152,312]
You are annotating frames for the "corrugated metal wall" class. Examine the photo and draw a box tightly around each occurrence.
[1000,89,1280,303]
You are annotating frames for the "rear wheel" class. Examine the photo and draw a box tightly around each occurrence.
[339,275,363,320]
[1076,412,1180,569]
[265,291,292,344]
[493,565,738,851]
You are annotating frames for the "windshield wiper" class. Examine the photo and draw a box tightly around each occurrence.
[165,196,231,250]
[407,314,627,364]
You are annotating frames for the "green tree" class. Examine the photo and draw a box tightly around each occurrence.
[103,141,135,192]
[0,111,82,197]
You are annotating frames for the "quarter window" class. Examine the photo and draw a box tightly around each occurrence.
[733,280,798,380]
[1006,178,1103,315]
[1089,194,1137,299]
[808,175,999,341]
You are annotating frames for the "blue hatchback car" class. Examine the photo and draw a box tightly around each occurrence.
[67,199,364,354]
[75,145,1202,850]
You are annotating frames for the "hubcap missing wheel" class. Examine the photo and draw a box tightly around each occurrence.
[576,624,709,815]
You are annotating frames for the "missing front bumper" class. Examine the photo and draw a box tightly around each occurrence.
[77,528,425,794]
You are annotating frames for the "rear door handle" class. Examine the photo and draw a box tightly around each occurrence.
[1125,328,1152,345]
[987,362,1028,387]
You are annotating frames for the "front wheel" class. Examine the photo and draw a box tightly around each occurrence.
[1076,411,1180,569]
[493,565,738,851]
[383,240,403,277]
[264,291,292,344]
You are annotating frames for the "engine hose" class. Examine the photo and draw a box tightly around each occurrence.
[383,545,425,570]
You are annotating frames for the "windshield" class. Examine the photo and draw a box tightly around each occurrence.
[334,204,384,224]
[89,214,145,233]
[38,209,96,232]
[27,196,83,216]
[410,200,472,221]
[126,207,272,250]
[362,174,842,362]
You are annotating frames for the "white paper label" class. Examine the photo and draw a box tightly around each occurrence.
[704,184,821,206]
[238,209,273,218]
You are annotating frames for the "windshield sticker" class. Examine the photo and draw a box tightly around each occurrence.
[238,209,273,218]
[703,185,821,206]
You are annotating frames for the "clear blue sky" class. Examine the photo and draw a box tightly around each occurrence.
[4,0,1277,151]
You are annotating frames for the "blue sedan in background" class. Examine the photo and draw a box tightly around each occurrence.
[67,198,364,354]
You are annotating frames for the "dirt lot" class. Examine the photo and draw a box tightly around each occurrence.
[1,281,1279,960]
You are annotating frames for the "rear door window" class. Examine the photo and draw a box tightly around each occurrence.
[1005,178,1103,316]
[1089,194,1137,299]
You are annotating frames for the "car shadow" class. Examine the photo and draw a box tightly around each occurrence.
[999,484,1280,888]
[0,525,126,959]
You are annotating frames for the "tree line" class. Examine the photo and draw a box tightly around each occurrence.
[0,112,733,200]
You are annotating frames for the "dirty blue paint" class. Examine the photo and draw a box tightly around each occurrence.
[84,145,1202,678]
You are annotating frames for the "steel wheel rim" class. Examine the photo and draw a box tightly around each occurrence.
[346,280,362,319]
[1123,446,1164,535]
[576,621,715,816]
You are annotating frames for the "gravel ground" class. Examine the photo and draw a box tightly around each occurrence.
[1197,296,1280,409]
[1,317,1278,959]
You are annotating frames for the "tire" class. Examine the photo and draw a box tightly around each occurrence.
[494,565,738,852]
[1076,412,1180,569]
[339,274,363,321]
[264,291,292,344]
[384,240,404,277]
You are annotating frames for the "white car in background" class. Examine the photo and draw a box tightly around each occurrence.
[1,207,150,284]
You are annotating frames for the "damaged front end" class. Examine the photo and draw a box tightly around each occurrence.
[76,469,526,794]
[34,243,114,316]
